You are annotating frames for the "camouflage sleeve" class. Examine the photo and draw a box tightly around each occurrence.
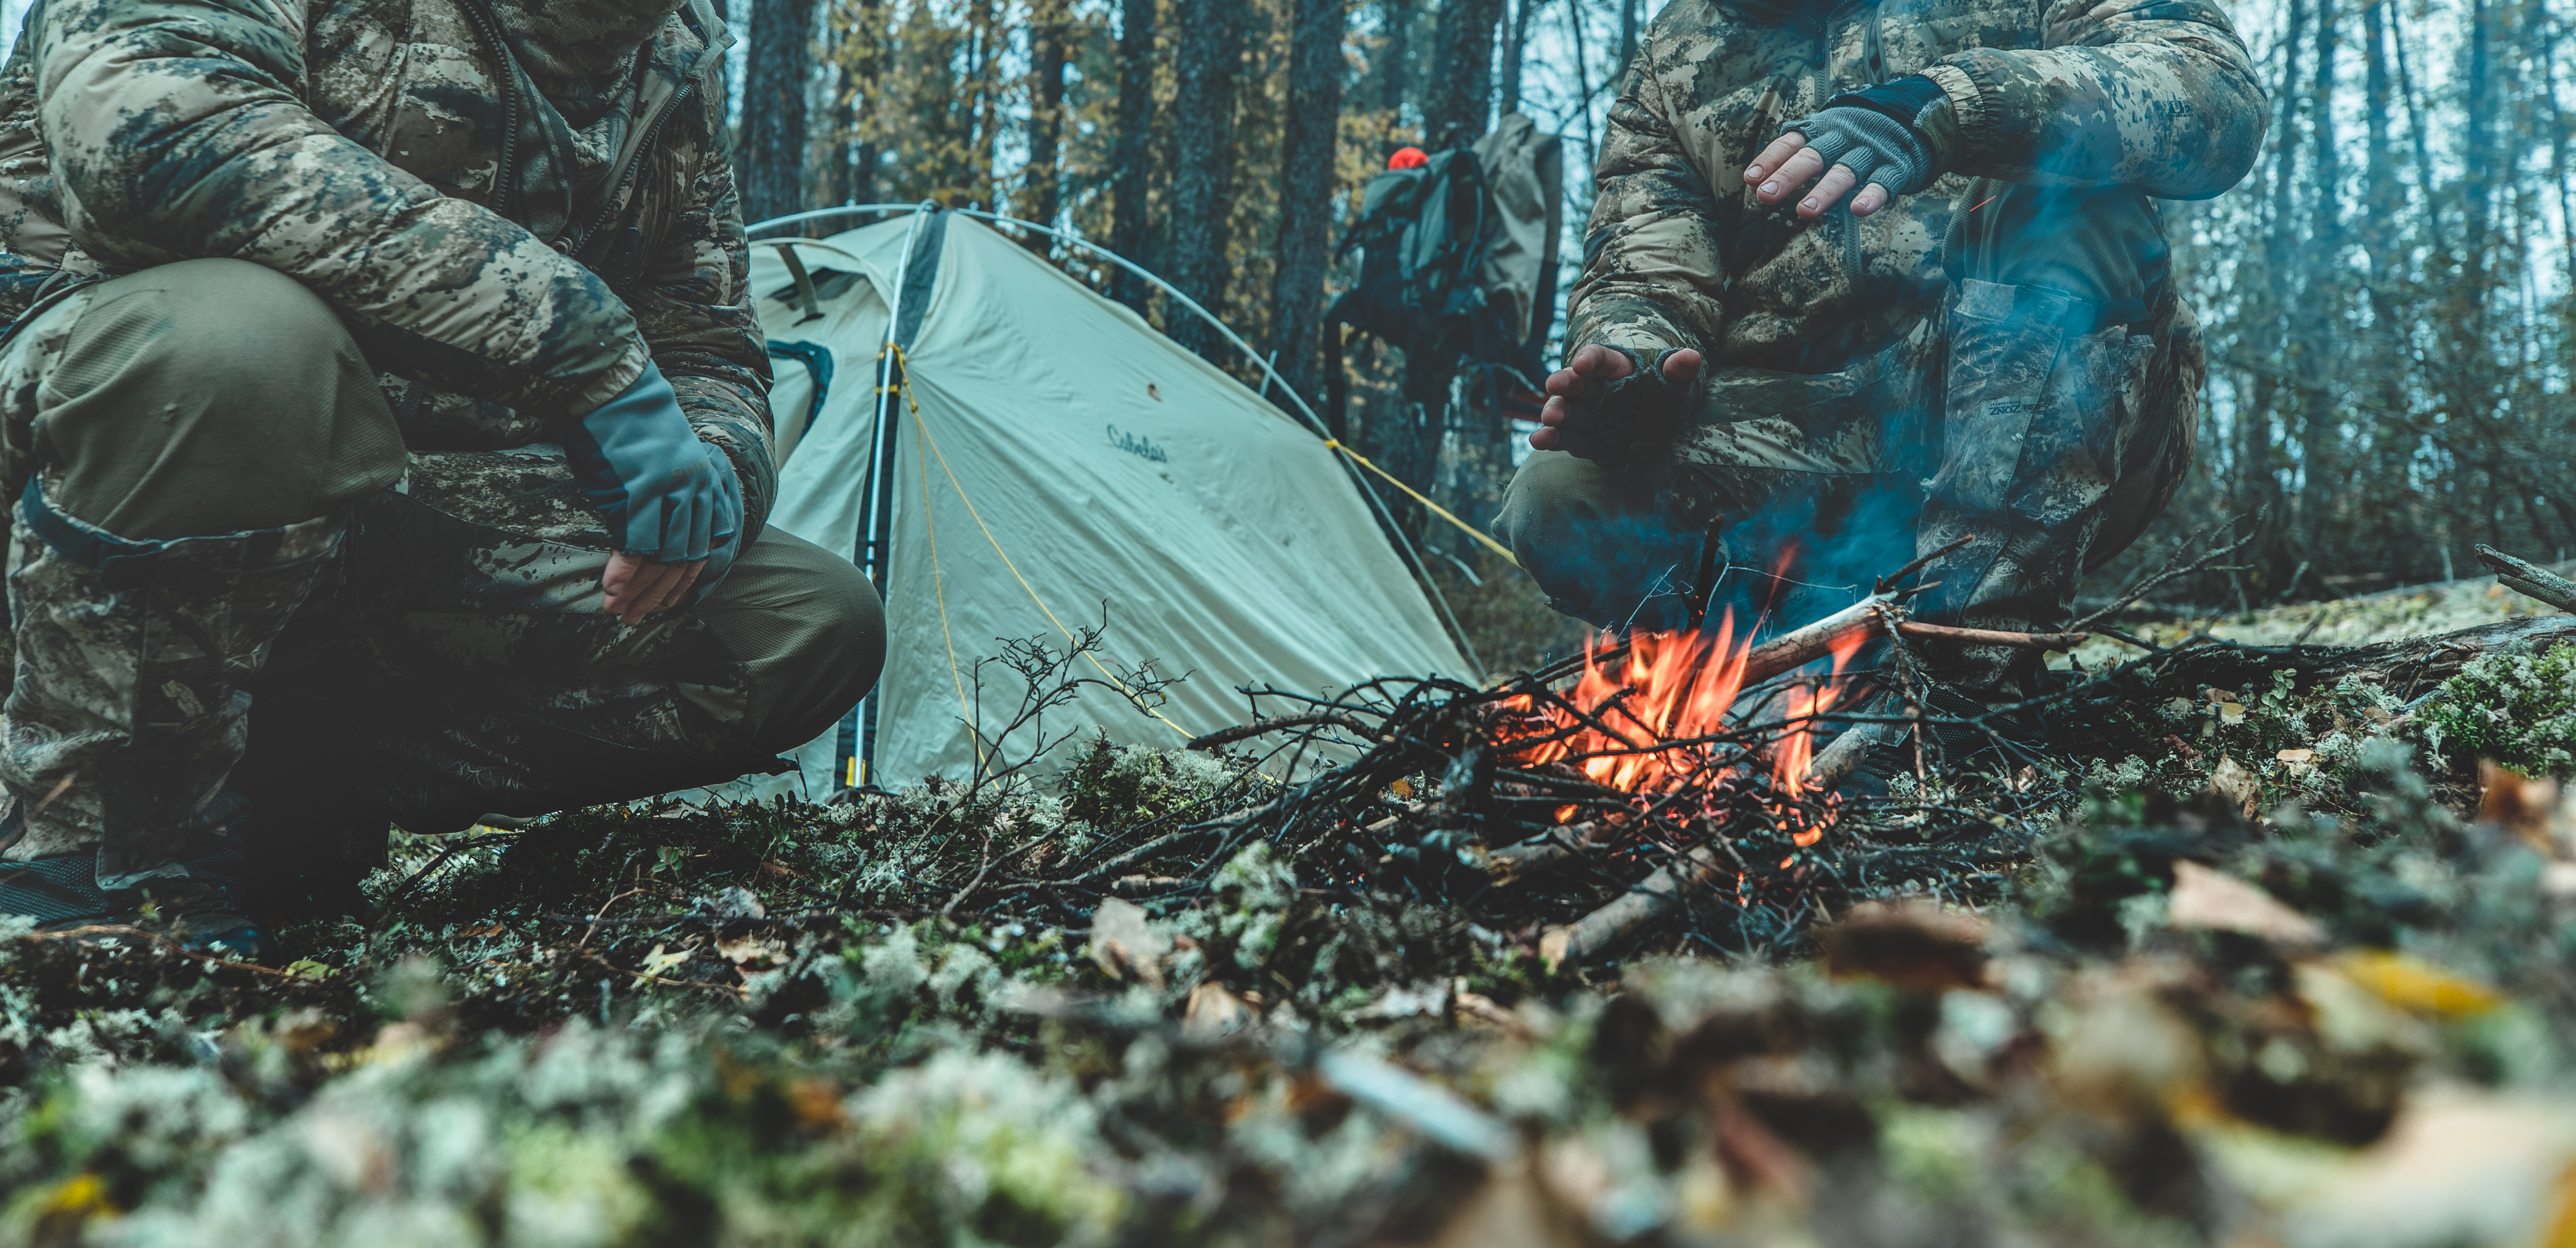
[1918,0,2265,199]
[636,101,776,543]
[1562,50,1729,365]
[33,0,650,418]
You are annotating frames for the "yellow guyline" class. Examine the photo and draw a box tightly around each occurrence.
[1320,439,1519,567]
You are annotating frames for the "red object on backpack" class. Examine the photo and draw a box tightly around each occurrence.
[1387,146,1429,170]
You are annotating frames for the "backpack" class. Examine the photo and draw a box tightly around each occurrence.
[1322,116,1562,438]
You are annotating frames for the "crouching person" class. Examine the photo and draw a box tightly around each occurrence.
[1494,0,2265,770]
[0,0,885,956]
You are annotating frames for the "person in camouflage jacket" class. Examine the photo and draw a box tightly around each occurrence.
[0,0,885,954]
[1491,0,2264,719]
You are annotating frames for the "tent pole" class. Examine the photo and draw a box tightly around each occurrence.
[842,203,936,789]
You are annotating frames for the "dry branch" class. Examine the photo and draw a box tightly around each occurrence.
[2474,544,2576,613]
[1895,622,2088,651]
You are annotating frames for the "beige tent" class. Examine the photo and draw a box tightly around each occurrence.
[735,210,1469,794]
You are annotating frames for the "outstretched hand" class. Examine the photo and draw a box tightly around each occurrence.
[1529,345,1704,451]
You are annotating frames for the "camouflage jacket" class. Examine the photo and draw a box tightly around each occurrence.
[0,0,776,538]
[1570,0,2263,373]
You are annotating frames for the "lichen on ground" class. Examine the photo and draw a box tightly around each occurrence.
[5,640,2576,1246]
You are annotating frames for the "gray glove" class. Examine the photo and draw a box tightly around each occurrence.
[1780,76,1948,201]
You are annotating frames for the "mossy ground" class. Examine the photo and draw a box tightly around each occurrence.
[8,632,2576,1246]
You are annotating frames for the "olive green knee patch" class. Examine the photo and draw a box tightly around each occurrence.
[35,259,406,540]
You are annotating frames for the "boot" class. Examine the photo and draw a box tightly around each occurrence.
[1910,279,2152,702]
[0,479,343,916]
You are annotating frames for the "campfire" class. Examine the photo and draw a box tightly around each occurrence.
[1494,613,1868,848]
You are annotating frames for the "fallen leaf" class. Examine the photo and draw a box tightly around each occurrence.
[1453,991,1537,1040]
[1389,778,1414,799]
[1820,900,1988,991]
[640,943,691,978]
[2334,950,2504,1019]
[2276,748,2316,763]
[715,935,784,966]
[2209,754,2263,813]
[2218,701,2248,725]
[2480,761,2562,854]
[1354,981,1450,1021]
[2167,860,2327,947]
[2271,1087,2576,1248]
[1086,897,1169,989]
[1183,981,1253,1040]
[283,958,336,981]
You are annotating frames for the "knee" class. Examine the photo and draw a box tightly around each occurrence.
[43,259,406,538]
[1494,451,1626,580]
[66,260,354,421]
[700,529,886,752]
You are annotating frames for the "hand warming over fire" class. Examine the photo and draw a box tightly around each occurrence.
[1530,344,1703,458]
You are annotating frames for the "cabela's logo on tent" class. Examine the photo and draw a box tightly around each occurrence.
[1106,424,1169,464]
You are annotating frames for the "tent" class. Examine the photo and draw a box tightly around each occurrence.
[735,209,1470,795]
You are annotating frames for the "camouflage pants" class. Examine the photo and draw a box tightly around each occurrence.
[0,259,883,887]
[1494,248,2199,696]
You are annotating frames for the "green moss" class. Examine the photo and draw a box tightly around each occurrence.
[2422,641,2576,773]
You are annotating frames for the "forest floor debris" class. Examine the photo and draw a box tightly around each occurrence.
[9,606,2576,1245]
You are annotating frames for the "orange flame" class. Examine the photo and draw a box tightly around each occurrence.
[1769,626,1868,846]
[1497,608,1861,844]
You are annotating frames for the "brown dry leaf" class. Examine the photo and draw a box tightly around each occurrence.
[787,1077,845,1133]
[1182,981,1253,1040]
[714,935,784,967]
[1085,897,1169,989]
[2168,860,2327,948]
[1454,991,1537,1040]
[1537,925,1573,972]
[2480,760,2562,855]
[1820,899,1988,991]
[1384,1151,1600,1248]
[2209,754,2263,814]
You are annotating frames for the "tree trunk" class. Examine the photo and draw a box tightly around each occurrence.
[1618,0,1637,71]
[1111,0,1159,310]
[1272,0,1349,409]
[1022,0,1072,243]
[1498,0,1534,117]
[1424,0,1505,151]
[742,0,819,225]
[1167,0,1244,359]
[831,0,887,208]
[2296,0,2340,557]
[1382,0,1414,121]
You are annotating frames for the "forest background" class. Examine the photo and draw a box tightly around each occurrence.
[1,0,2554,668]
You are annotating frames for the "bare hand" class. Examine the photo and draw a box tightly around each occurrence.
[1744,131,1893,219]
[601,551,705,626]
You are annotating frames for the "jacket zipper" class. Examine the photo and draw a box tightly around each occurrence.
[455,0,523,223]
[569,78,696,259]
